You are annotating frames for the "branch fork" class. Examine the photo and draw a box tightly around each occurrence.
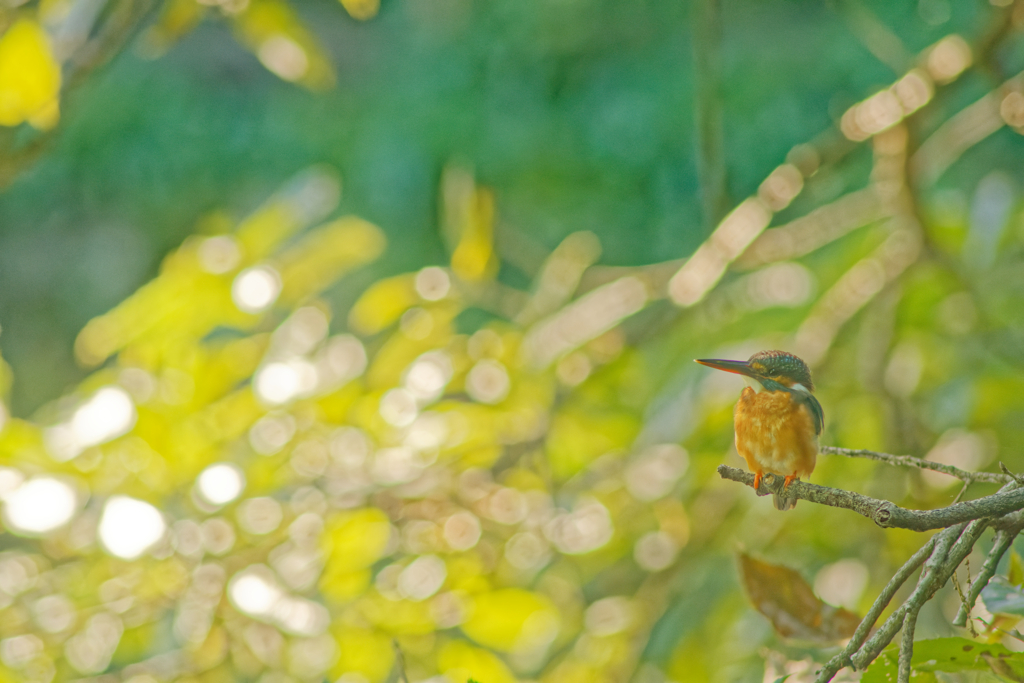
[715,446,1024,683]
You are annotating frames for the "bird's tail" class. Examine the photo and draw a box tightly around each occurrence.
[773,483,798,511]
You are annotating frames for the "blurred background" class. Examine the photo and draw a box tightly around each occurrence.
[0,0,1023,681]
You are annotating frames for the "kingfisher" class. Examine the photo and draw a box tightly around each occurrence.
[695,350,823,510]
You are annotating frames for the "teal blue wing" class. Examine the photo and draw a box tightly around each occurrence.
[800,393,825,435]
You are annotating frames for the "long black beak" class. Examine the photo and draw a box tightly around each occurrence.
[695,358,758,378]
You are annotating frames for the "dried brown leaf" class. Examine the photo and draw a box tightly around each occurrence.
[738,552,861,643]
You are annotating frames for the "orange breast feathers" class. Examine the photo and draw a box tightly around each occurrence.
[733,387,818,481]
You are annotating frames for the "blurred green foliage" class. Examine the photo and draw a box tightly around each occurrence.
[1,0,1024,682]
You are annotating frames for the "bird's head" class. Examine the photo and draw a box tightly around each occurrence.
[695,350,814,392]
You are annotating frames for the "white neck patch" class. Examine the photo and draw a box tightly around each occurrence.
[743,378,811,394]
[743,377,765,393]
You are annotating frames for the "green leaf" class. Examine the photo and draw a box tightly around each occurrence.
[862,637,1024,683]
[983,578,1024,616]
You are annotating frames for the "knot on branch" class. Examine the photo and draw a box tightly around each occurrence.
[873,502,895,527]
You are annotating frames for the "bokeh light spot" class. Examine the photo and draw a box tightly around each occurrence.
[197,235,241,274]
[249,413,297,455]
[98,496,166,560]
[254,360,318,404]
[4,477,77,535]
[633,531,678,571]
[466,360,511,404]
[46,386,136,462]
[232,265,282,314]
[237,497,284,535]
[229,565,282,617]
[197,463,246,506]
[398,554,447,601]
[258,35,309,82]
[379,389,418,427]
[415,266,451,300]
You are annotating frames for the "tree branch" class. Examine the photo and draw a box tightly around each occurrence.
[820,445,1010,485]
[716,465,1023,530]
[892,519,991,683]
[899,605,919,683]
[817,518,994,682]
[848,523,968,670]
[815,535,938,681]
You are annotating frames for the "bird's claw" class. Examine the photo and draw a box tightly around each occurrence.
[752,472,771,496]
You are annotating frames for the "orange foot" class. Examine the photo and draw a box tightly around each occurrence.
[753,472,763,491]
[783,474,797,490]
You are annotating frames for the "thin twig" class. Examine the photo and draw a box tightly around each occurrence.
[815,536,937,682]
[953,519,1024,626]
[952,480,972,505]
[843,520,990,675]
[952,565,977,637]
[1001,462,1024,486]
[898,605,920,683]
[820,446,1010,485]
[717,466,1023,530]
[848,524,964,670]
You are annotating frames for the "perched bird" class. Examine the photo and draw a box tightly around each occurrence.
[695,350,823,510]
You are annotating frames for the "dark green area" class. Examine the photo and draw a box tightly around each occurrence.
[0,0,1008,413]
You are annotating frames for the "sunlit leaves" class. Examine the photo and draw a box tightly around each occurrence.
[439,640,517,683]
[0,18,60,130]
[321,508,392,577]
[331,626,393,682]
[277,217,386,305]
[461,588,560,652]
[442,165,498,282]
[545,406,640,480]
[349,274,420,336]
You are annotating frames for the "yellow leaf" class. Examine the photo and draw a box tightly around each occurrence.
[331,626,393,683]
[545,407,640,480]
[316,381,362,424]
[235,168,341,260]
[142,0,207,56]
[0,18,61,129]
[27,96,58,130]
[438,640,517,683]
[363,305,458,389]
[450,189,497,282]
[320,567,371,603]
[321,508,392,573]
[232,0,335,89]
[340,0,379,20]
[277,217,386,304]
[1010,549,1024,587]
[360,592,436,634]
[461,588,560,652]
[348,274,419,335]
